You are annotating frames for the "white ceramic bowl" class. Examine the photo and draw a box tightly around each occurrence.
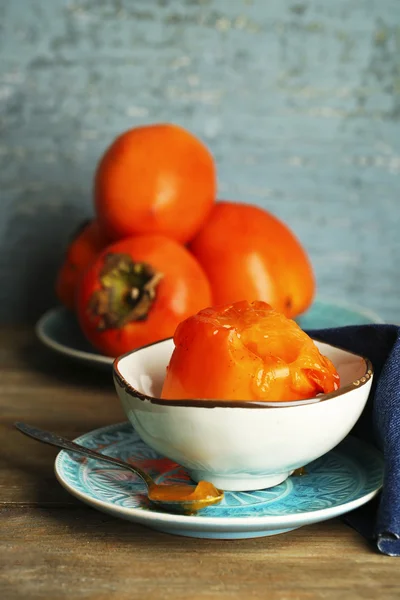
[113,339,373,491]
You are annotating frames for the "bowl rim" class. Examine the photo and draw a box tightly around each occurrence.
[113,337,374,409]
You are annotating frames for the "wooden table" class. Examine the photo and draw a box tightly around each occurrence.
[1,327,399,600]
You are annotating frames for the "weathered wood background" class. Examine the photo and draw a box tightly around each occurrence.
[1,0,399,323]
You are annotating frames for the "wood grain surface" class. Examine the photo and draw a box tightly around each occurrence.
[1,327,399,600]
[1,0,400,324]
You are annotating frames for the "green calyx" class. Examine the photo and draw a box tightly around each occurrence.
[88,253,163,330]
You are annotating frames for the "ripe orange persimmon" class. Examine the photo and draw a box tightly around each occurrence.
[161,301,340,402]
[94,123,216,244]
[76,235,212,357]
[56,220,108,311]
[189,201,315,319]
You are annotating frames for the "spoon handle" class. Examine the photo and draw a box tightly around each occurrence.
[14,422,153,488]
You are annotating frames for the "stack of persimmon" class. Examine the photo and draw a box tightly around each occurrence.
[56,123,315,358]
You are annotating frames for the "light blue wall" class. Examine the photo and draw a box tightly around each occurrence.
[1,0,399,323]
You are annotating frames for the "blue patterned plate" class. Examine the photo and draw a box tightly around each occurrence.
[55,422,383,539]
[37,300,383,369]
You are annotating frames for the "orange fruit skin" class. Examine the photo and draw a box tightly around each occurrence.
[94,123,216,244]
[56,220,107,311]
[76,235,212,357]
[189,201,315,319]
[161,301,340,402]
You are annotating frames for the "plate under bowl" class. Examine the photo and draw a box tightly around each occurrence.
[55,422,383,539]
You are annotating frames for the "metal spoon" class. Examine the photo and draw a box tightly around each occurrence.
[14,422,224,514]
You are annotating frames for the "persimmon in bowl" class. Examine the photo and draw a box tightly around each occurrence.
[113,302,373,491]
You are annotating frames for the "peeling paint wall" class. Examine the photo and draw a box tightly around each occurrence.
[1,0,400,323]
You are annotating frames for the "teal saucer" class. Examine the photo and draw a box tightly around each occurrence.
[55,422,383,540]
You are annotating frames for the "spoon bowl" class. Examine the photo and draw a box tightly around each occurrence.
[14,422,224,514]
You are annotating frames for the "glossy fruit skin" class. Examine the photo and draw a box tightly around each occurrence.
[94,123,216,244]
[161,300,340,402]
[189,201,315,319]
[76,235,212,357]
[56,220,107,311]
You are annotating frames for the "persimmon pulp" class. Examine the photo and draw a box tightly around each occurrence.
[148,481,223,514]
[161,301,340,402]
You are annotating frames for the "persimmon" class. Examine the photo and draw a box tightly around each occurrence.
[56,220,108,311]
[94,123,216,244]
[76,234,212,357]
[189,201,315,319]
[161,301,340,402]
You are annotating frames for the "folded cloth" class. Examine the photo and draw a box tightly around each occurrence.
[308,324,400,556]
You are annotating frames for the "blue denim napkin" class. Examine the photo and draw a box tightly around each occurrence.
[308,324,400,556]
